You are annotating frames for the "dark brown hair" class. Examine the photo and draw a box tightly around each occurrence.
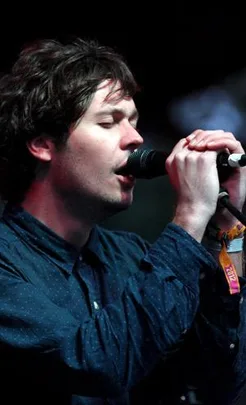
[0,37,138,203]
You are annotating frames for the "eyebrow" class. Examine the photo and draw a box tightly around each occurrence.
[95,107,139,120]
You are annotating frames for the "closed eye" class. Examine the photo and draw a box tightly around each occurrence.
[98,122,114,128]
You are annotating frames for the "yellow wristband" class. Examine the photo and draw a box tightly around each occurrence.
[217,222,246,242]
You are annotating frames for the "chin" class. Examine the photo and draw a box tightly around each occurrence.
[120,191,134,208]
[102,196,133,218]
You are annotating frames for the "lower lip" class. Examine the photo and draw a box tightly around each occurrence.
[117,174,136,187]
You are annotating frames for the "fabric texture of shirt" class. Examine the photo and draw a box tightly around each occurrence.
[0,204,245,405]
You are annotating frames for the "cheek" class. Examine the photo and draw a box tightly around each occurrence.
[58,138,114,183]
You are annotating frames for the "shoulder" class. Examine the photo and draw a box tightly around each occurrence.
[0,216,32,280]
[0,217,20,253]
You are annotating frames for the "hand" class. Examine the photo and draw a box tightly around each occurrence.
[165,137,220,241]
[185,129,246,230]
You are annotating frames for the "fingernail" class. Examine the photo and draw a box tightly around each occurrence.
[186,133,196,142]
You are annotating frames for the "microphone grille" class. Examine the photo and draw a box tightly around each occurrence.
[128,148,154,167]
[127,149,160,178]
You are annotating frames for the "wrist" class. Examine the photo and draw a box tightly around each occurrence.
[173,206,211,242]
[214,190,244,230]
[212,210,241,231]
[203,221,245,294]
[205,220,245,240]
[204,236,244,253]
[203,220,246,253]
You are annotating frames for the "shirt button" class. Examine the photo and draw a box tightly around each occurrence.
[93,301,99,310]
[240,296,244,304]
[79,255,83,261]
[229,343,235,349]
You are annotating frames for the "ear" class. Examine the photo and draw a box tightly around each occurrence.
[27,137,55,162]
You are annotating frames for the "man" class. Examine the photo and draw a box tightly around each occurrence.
[0,37,245,405]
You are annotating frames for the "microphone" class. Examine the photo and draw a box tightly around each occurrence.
[117,149,246,180]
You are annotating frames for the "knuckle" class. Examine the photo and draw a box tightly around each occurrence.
[183,152,198,166]
[171,151,186,168]
[165,156,171,168]
[225,131,234,138]
[192,129,203,135]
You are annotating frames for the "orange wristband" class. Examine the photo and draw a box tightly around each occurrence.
[215,222,245,294]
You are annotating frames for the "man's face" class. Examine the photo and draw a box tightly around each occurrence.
[49,80,144,218]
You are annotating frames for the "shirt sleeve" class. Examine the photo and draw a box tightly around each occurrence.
[0,222,226,397]
[129,243,246,405]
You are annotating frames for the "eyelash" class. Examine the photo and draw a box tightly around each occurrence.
[99,122,138,131]
[99,123,114,128]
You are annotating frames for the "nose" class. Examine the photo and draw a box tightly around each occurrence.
[120,125,144,151]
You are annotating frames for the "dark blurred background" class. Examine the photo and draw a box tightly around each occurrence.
[1,7,246,241]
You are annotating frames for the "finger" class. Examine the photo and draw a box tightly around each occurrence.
[171,137,190,152]
[186,129,203,142]
[187,132,241,152]
[186,129,225,144]
[188,130,228,148]
[206,139,245,154]
[182,149,217,177]
[166,144,218,175]
[165,139,189,172]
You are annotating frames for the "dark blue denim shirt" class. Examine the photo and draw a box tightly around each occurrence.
[0,204,245,405]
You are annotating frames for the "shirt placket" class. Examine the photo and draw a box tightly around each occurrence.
[77,254,101,317]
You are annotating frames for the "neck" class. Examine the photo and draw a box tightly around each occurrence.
[21,182,93,250]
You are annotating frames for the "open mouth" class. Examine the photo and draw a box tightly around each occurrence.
[115,168,136,186]
[115,163,130,176]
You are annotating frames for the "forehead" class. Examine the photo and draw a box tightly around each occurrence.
[87,80,137,115]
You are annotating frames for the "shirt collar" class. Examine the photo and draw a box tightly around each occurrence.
[2,204,108,274]
[86,225,109,267]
